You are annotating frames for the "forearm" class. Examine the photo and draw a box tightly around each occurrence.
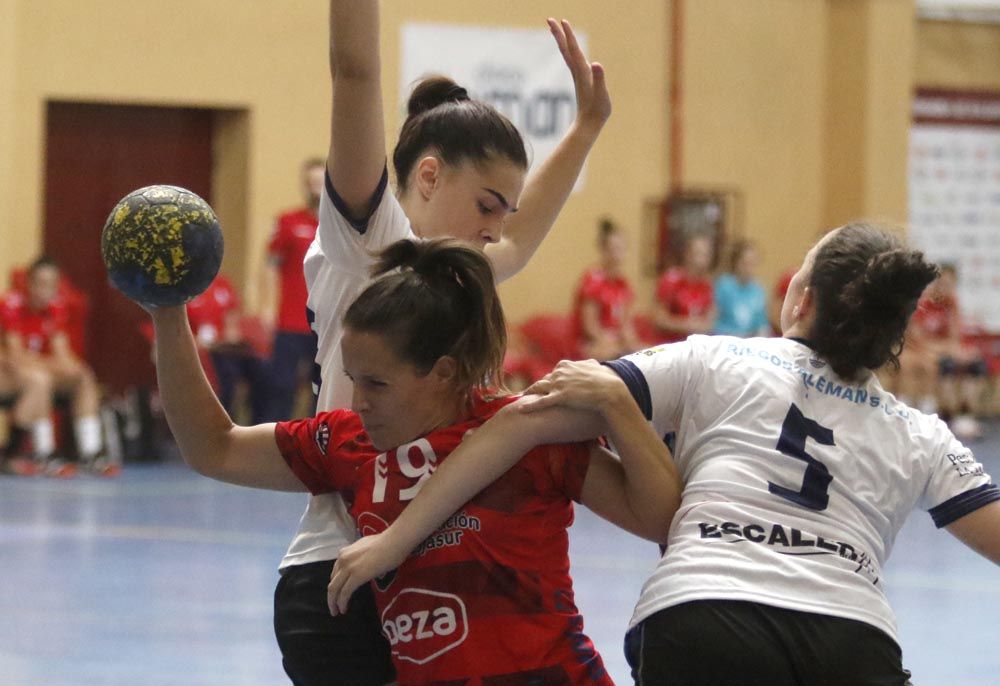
[600,387,681,540]
[382,401,602,556]
[489,120,604,281]
[151,307,235,475]
[329,0,379,79]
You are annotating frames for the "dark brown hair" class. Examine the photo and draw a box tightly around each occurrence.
[807,222,938,381]
[393,76,528,193]
[344,238,507,394]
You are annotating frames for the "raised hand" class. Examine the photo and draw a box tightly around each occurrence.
[547,18,611,130]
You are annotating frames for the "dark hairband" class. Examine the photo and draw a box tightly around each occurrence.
[446,85,469,102]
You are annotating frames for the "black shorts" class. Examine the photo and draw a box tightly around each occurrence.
[274,559,394,686]
[624,600,913,686]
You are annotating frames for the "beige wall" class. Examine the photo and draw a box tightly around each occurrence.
[5,1,1000,327]
[917,19,1000,90]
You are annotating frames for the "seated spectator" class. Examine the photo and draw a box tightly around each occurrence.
[186,273,267,424]
[572,218,641,360]
[714,239,769,337]
[0,257,115,476]
[898,264,987,440]
[654,232,715,343]
[0,349,56,476]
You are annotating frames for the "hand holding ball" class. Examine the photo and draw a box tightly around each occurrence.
[102,185,224,307]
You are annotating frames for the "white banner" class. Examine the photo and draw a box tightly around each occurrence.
[400,23,584,189]
[909,125,1000,331]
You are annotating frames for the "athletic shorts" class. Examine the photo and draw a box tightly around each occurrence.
[274,559,395,686]
[624,599,913,686]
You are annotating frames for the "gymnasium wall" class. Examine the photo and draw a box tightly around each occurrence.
[2,1,999,327]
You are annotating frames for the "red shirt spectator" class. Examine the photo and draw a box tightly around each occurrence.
[0,291,70,355]
[654,267,714,343]
[276,394,611,686]
[912,294,957,340]
[268,207,319,334]
[573,267,634,340]
[187,274,241,346]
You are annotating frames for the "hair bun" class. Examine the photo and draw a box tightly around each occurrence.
[407,76,470,118]
[861,249,938,312]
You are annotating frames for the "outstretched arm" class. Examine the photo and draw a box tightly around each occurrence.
[326,0,387,218]
[486,19,611,282]
[150,306,304,492]
[946,500,1000,565]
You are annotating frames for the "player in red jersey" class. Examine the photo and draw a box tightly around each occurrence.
[259,158,324,421]
[896,264,987,439]
[187,274,267,423]
[1,258,110,476]
[653,233,715,343]
[147,238,680,685]
[572,218,641,360]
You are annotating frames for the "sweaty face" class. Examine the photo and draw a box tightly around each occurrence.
[420,157,526,250]
[28,265,60,309]
[341,328,456,452]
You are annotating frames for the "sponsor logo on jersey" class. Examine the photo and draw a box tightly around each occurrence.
[697,519,881,585]
[413,511,481,557]
[947,450,985,477]
[314,422,330,454]
[380,588,468,665]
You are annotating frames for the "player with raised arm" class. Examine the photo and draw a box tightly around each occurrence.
[327,222,1000,685]
[268,1,612,683]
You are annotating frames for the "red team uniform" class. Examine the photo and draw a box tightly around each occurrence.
[269,207,319,334]
[0,291,70,354]
[572,267,633,348]
[185,275,240,345]
[911,293,957,341]
[275,394,611,686]
[654,268,714,343]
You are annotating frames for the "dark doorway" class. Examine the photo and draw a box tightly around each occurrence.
[44,102,214,392]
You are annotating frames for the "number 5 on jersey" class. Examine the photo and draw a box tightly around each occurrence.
[769,403,835,511]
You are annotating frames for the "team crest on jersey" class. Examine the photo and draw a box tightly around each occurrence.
[809,356,826,369]
[314,422,330,454]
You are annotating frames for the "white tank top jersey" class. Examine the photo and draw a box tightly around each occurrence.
[605,335,999,642]
[280,170,416,569]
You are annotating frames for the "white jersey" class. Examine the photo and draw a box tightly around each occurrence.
[606,335,998,641]
[280,171,415,569]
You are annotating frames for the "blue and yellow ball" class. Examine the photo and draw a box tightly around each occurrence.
[101,185,224,307]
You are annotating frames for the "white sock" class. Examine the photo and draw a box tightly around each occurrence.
[75,415,102,458]
[31,418,56,457]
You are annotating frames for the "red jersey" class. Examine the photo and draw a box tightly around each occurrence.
[912,294,957,340]
[269,207,318,334]
[572,267,633,342]
[0,291,70,354]
[654,267,714,342]
[276,395,611,686]
[186,275,240,346]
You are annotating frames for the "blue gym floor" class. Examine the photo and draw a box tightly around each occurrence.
[2,426,998,685]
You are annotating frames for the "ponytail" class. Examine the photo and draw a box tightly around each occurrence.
[393,76,528,192]
[808,222,939,381]
[345,238,507,394]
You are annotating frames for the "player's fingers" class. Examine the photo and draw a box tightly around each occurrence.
[518,390,564,413]
[337,576,358,616]
[523,378,552,396]
[561,20,585,64]
[328,565,347,616]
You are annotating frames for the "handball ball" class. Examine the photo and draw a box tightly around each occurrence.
[101,185,224,307]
